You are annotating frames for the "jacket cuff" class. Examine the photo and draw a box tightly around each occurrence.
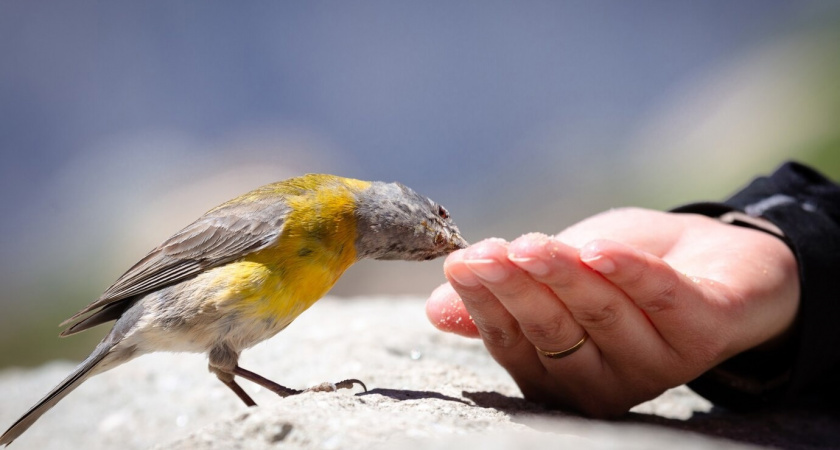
[671,162,840,410]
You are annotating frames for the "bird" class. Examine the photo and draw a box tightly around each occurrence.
[0,173,468,446]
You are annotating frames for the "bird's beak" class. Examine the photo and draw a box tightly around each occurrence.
[449,233,469,252]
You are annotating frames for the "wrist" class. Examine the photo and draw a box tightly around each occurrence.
[671,202,800,409]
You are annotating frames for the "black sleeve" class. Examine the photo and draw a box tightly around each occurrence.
[671,161,840,411]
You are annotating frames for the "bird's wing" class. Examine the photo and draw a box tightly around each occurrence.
[60,198,291,329]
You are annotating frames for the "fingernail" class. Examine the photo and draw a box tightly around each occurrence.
[464,259,507,282]
[579,249,616,274]
[508,255,550,276]
[447,263,482,287]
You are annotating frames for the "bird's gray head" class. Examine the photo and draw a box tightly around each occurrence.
[354,181,468,261]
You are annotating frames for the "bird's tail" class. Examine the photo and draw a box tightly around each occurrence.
[0,342,111,446]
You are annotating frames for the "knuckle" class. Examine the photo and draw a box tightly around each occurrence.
[637,275,679,313]
[475,321,523,349]
[495,282,535,302]
[571,303,621,330]
[543,269,578,290]
[620,262,648,287]
[519,314,576,343]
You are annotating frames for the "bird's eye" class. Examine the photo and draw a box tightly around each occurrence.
[437,205,449,220]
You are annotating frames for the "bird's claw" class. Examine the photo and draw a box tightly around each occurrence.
[304,378,367,393]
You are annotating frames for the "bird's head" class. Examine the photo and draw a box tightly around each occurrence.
[354,181,468,261]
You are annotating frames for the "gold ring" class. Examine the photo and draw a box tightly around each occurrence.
[535,334,588,359]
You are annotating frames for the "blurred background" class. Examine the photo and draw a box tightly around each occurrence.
[2,1,840,368]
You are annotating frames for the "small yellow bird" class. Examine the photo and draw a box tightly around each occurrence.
[0,174,467,446]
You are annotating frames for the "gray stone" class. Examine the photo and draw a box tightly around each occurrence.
[1,298,837,449]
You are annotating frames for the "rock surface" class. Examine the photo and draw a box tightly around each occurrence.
[1,297,837,449]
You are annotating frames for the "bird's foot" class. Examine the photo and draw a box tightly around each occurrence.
[304,378,368,393]
[231,366,367,400]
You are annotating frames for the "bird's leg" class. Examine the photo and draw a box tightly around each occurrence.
[214,369,257,407]
[233,366,301,397]
[233,365,368,397]
[208,345,257,407]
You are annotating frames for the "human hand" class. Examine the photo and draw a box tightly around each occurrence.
[426,208,799,417]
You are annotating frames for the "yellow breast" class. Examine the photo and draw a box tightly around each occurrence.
[211,178,367,325]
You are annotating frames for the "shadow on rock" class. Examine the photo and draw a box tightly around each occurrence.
[626,407,840,450]
[462,391,548,413]
[462,390,840,449]
[361,388,471,404]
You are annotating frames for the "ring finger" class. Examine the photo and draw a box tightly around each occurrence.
[459,236,593,365]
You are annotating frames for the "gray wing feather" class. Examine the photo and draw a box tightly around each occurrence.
[60,198,291,329]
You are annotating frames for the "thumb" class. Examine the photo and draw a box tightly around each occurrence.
[426,282,480,338]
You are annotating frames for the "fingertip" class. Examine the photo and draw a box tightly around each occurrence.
[507,233,568,276]
[579,240,620,274]
[462,237,510,260]
[509,232,551,251]
[507,233,551,260]
[444,248,467,266]
[445,260,482,288]
[426,282,480,338]
[442,249,478,287]
[450,238,513,285]
[507,255,550,276]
